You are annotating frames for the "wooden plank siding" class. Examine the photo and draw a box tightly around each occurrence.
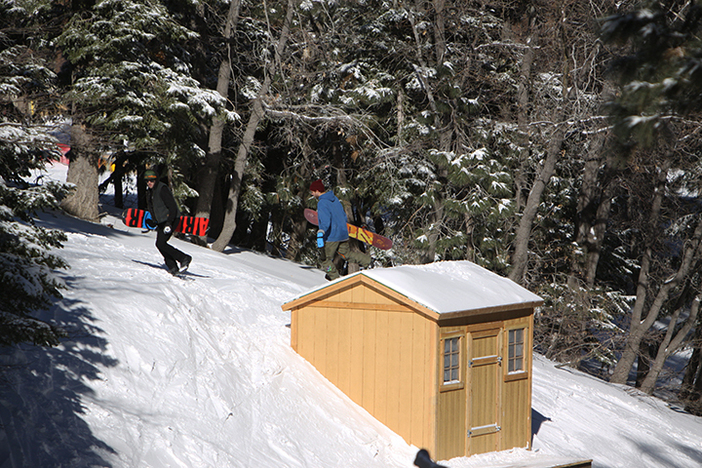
[436,327,468,459]
[288,281,438,451]
[436,381,466,458]
[501,377,531,449]
[501,315,534,451]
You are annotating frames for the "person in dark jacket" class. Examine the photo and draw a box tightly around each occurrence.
[309,179,370,280]
[145,170,191,275]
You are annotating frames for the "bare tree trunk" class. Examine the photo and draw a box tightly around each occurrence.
[509,28,538,275]
[113,165,124,209]
[420,202,443,264]
[681,326,702,395]
[585,186,613,287]
[195,0,241,237]
[509,108,565,284]
[432,0,446,65]
[610,166,664,384]
[574,81,617,287]
[509,5,576,285]
[211,84,266,252]
[611,161,702,384]
[640,296,701,394]
[61,124,99,222]
[574,130,608,287]
[409,2,449,264]
[464,212,475,262]
[681,325,702,413]
[397,89,404,146]
[211,0,295,252]
[514,30,535,210]
[408,6,439,118]
[285,216,308,261]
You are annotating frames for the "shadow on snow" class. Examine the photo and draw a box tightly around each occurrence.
[0,283,119,467]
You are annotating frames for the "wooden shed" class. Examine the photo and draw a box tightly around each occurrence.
[282,261,544,461]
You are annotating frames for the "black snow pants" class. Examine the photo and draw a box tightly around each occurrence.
[155,224,188,272]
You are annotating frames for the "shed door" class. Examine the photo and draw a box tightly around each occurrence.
[467,328,501,455]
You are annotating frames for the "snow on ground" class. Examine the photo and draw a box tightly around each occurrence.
[0,163,701,468]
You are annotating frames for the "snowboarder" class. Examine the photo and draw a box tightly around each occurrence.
[309,179,371,280]
[144,169,192,275]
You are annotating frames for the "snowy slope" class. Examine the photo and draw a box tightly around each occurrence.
[0,164,701,468]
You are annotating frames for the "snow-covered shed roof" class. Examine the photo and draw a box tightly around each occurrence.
[283,261,542,319]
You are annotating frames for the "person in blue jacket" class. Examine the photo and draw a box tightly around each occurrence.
[309,179,371,280]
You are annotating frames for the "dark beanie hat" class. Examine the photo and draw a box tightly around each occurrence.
[309,179,325,192]
[144,170,157,180]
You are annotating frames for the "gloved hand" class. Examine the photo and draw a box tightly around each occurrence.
[316,230,324,248]
[163,225,172,235]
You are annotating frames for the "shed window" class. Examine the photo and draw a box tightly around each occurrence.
[443,337,461,384]
[508,328,525,373]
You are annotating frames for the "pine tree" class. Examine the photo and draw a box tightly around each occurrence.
[56,0,233,216]
[0,158,70,346]
[1,0,71,346]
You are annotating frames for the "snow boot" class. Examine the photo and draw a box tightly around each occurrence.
[180,255,192,273]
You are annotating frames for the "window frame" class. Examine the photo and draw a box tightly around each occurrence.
[439,332,465,392]
[504,326,529,382]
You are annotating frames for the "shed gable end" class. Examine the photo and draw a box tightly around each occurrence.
[284,275,440,321]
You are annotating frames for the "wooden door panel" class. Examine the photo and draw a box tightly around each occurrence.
[468,329,501,455]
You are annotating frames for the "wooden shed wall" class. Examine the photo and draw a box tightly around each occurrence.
[290,281,439,451]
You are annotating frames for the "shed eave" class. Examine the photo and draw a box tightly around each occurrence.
[436,299,544,322]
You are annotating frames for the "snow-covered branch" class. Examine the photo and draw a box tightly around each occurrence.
[264,106,357,125]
